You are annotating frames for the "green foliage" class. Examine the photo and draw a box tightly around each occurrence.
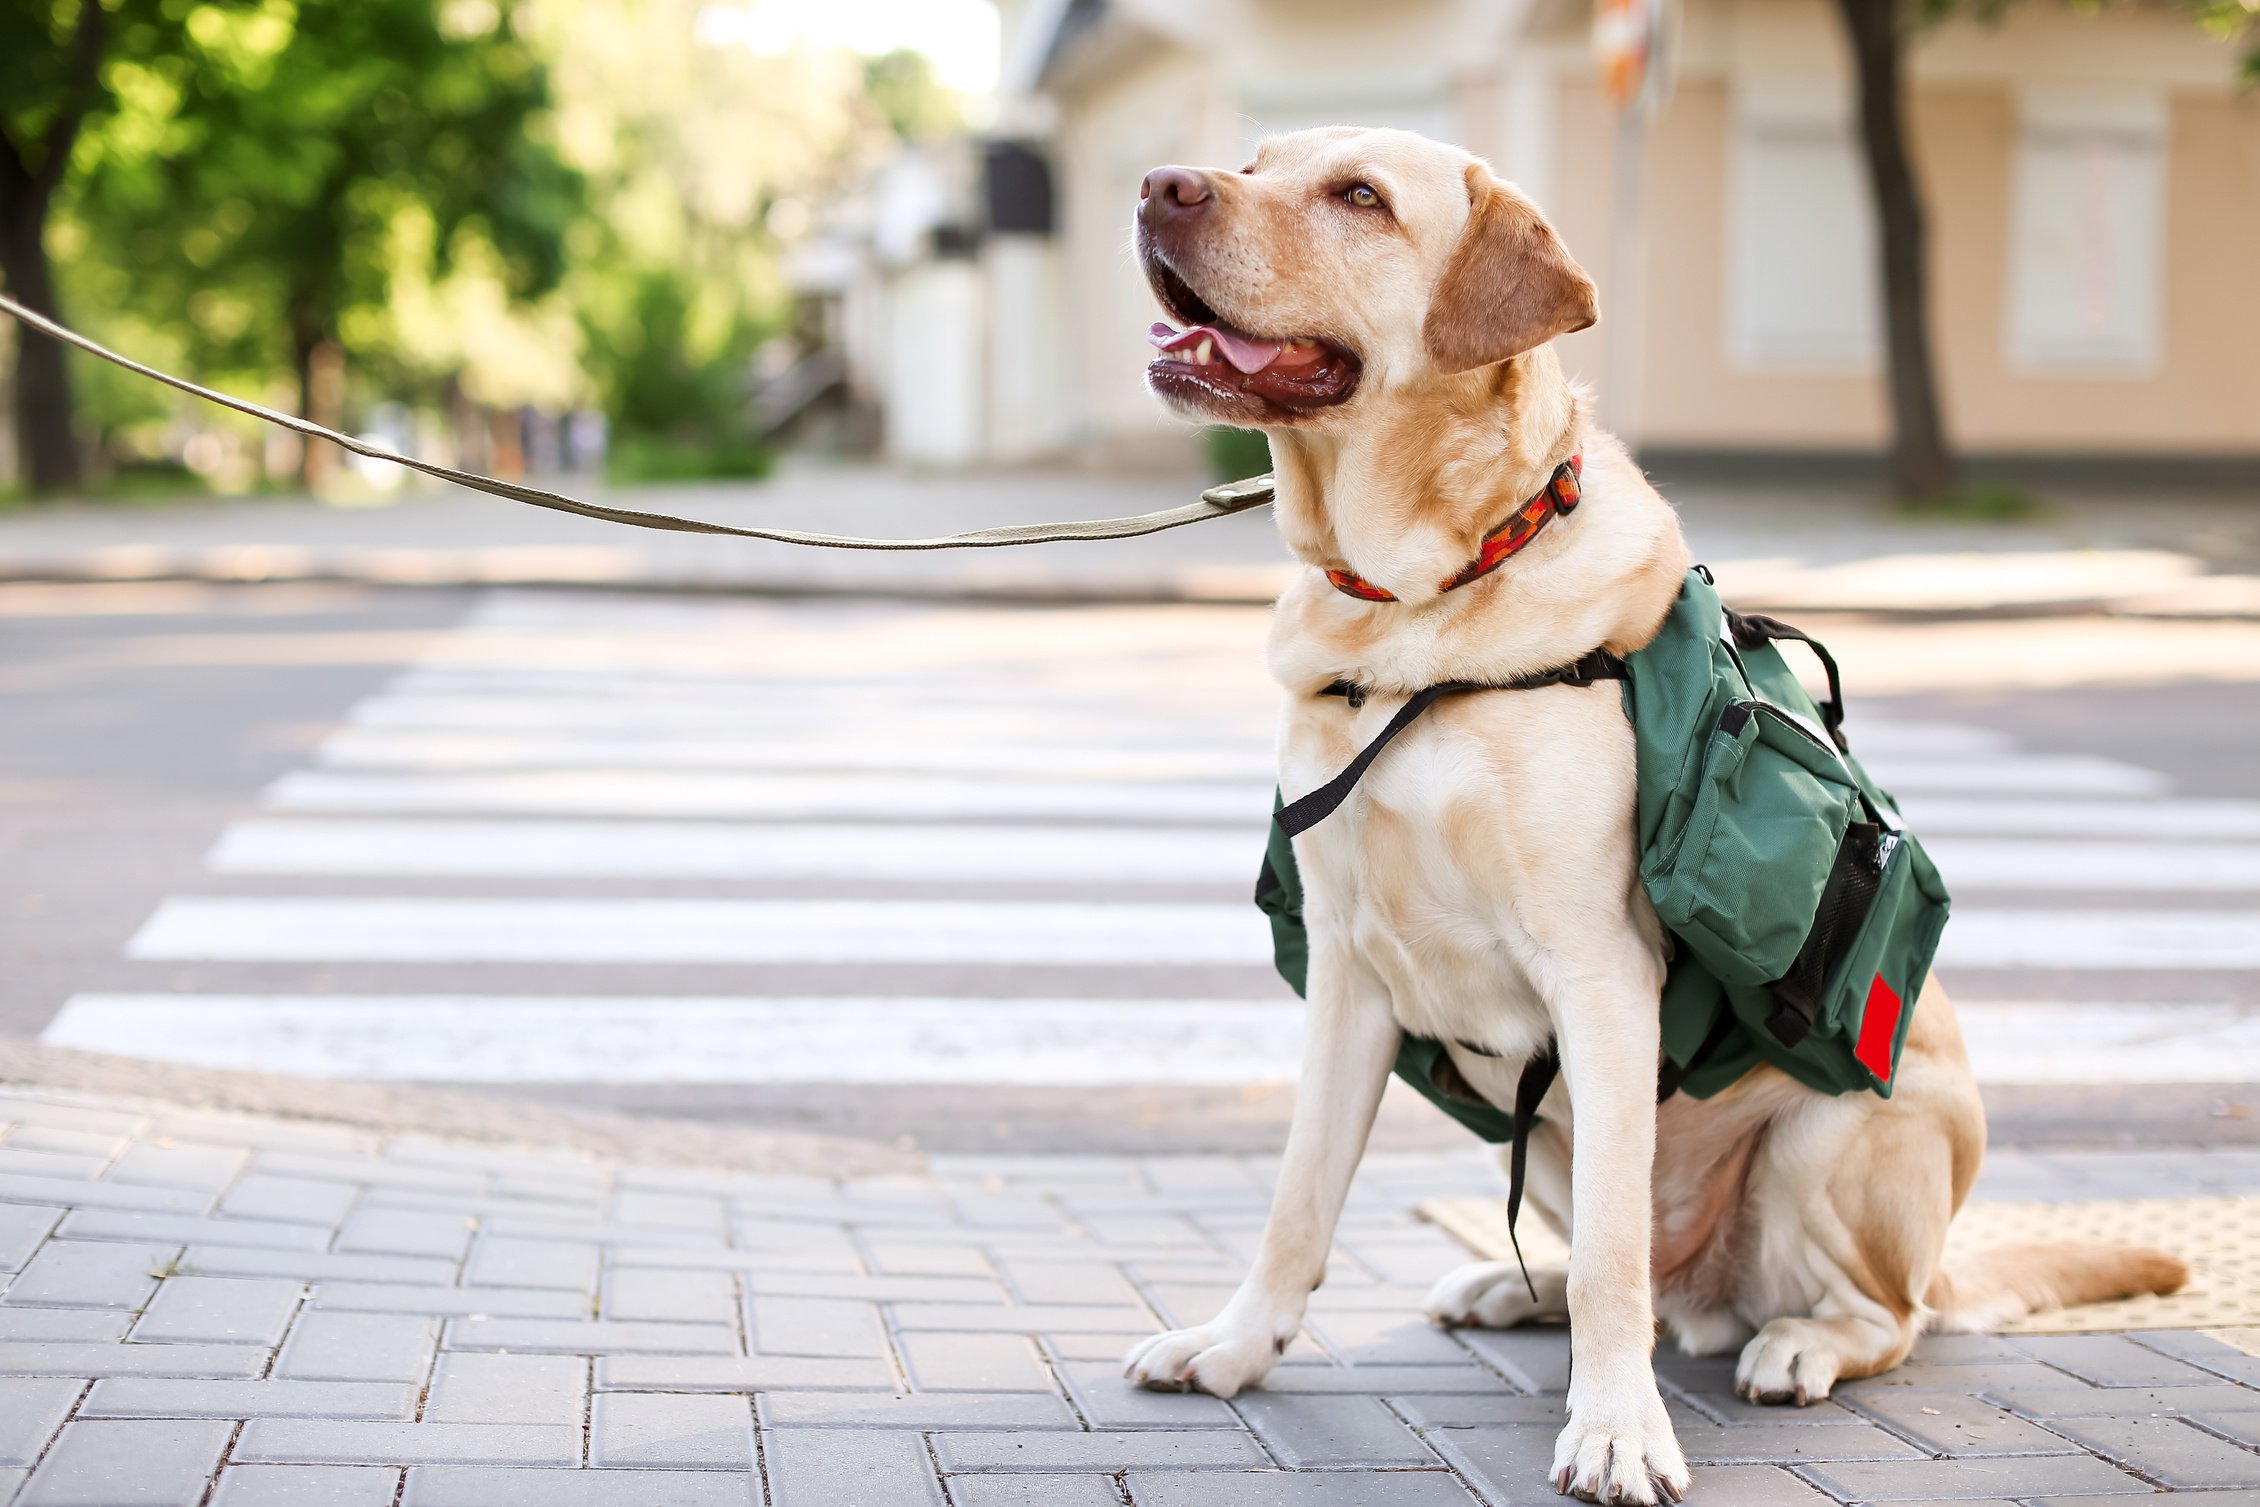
[0,0,130,186]
[1896,482,2043,520]
[1908,0,2259,76]
[65,0,582,400]
[862,49,961,142]
[604,432,773,484]
[1205,425,1272,483]
[7,2,1006,496]
[578,269,758,441]
[95,456,209,501]
[2186,0,2260,78]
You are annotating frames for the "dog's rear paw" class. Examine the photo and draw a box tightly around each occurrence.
[1735,1318,1845,1406]
[1552,1393,1690,1505]
[1123,1323,1283,1399]
[1428,1260,1568,1329]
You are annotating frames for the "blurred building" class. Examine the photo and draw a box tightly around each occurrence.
[785,133,1068,468]
[821,0,2258,473]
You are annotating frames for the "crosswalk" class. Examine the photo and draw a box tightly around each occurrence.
[41,589,2260,1092]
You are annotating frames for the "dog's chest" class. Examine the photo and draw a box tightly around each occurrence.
[1280,700,1616,1059]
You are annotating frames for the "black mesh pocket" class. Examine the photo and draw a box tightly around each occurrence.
[1767,821,1886,1047]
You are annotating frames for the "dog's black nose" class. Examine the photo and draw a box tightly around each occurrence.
[1139,167,1211,227]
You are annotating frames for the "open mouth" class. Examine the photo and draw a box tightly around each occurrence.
[1142,258,1360,419]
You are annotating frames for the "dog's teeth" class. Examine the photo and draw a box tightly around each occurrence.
[1194,338,1214,366]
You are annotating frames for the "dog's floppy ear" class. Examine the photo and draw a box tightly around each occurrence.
[1422,164,1598,375]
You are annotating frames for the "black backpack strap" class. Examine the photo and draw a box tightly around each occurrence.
[1654,1002,1743,1102]
[1278,651,1626,838]
[1502,1048,1560,1304]
[1456,1006,1730,1308]
[1726,611,1848,752]
[1277,683,1468,838]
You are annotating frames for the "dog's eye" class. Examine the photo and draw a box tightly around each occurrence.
[1344,183,1382,209]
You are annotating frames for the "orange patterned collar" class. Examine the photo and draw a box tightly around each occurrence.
[1324,453,1583,603]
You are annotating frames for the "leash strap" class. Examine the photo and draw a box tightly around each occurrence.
[1274,650,1629,838]
[0,292,1277,551]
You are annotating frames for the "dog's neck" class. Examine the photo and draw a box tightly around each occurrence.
[1266,346,1582,599]
[1260,344,1688,696]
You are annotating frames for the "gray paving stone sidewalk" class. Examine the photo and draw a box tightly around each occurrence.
[5,1084,2260,1505]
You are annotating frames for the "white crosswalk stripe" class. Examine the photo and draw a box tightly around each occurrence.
[210,819,1263,883]
[315,730,1281,780]
[1896,795,2260,840]
[1920,839,2260,892]
[1850,756,2169,797]
[128,897,1275,965]
[264,769,1277,822]
[1940,910,2260,971]
[43,995,1307,1084]
[47,589,2260,1089]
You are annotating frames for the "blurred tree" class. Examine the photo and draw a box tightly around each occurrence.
[863,49,963,142]
[533,0,924,470]
[1839,0,2258,501]
[0,0,134,493]
[2190,0,2260,81]
[67,0,580,482]
[13,0,966,491]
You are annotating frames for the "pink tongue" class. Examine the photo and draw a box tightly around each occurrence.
[1146,321,1286,375]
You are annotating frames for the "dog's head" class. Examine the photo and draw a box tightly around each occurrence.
[1135,127,1595,431]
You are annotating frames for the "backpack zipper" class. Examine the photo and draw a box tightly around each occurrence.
[1719,698,1842,760]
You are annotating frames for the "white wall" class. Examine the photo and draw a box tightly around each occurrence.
[983,237,1071,462]
[882,261,987,467]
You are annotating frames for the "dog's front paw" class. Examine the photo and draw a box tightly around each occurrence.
[1123,1321,1287,1399]
[1734,1317,1845,1406]
[1551,1388,1690,1505]
[1428,1261,1567,1329]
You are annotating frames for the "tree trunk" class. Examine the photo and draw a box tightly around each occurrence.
[290,301,344,489]
[1835,0,1956,500]
[0,170,81,494]
[0,0,107,496]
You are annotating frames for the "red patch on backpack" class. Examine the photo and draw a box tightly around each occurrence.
[1855,973,1903,1083]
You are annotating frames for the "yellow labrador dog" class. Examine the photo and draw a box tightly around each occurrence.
[1122,126,2186,1505]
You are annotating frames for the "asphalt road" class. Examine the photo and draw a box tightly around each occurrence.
[0,581,466,1037]
[4,578,2257,1153]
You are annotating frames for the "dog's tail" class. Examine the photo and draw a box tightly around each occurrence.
[1925,1244,2190,1333]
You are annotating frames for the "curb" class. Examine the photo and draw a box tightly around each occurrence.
[8,551,2260,622]
[0,552,1293,608]
[0,1036,920,1178]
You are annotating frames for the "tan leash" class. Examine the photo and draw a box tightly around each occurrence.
[0,292,1278,549]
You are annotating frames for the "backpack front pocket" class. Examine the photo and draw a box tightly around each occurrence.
[1648,700,1862,988]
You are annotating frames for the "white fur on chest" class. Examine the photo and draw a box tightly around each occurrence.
[1282,704,1579,1067]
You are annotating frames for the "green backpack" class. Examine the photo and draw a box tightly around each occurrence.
[1254,567,1951,1145]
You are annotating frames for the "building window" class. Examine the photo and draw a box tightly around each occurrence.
[1727,83,1881,373]
[2006,90,2168,376]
